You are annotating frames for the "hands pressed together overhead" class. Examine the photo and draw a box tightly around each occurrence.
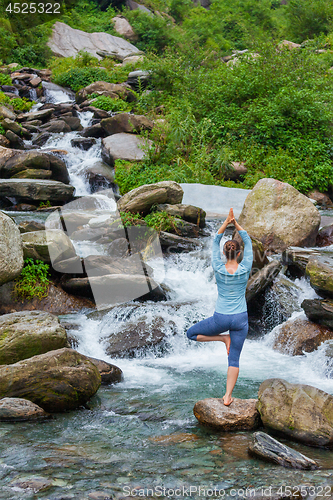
[217,208,243,234]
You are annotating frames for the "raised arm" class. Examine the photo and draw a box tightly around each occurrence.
[211,208,235,272]
[238,228,253,271]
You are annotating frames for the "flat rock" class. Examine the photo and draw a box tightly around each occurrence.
[0,179,74,202]
[257,378,333,447]
[273,317,333,355]
[47,21,140,60]
[248,431,318,469]
[0,397,49,421]
[159,231,201,252]
[101,133,153,165]
[282,247,321,275]
[0,348,101,412]
[0,310,68,365]
[193,398,260,431]
[17,108,54,122]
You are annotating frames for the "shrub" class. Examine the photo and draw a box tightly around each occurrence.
[0,73,11,86]
[284,0,333,42]
[119,211,144,227]
[13,258,50,301]
[90,94,131,112]
[144,210,180,233]
[0,91,34,111]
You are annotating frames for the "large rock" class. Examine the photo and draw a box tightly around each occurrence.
[257,378,333,447]
[85,356,123,384]
[101,133,153,165]
[17,108,55,123]
[0,348,101,412]
[0,211,24,285]
[111,15,138,42]
[306,256,333,299]
[155,203,206,228]
[117,181,183,214]
[301,298,333,329]
[47,21,140,60]
[0,149,51,178]
[105,316,169,357]
[246,260,282,303]
[316,224,333,247]
[0,311,68,365]
[82,161,115,193]
[282,247,321,275]
[159,231,202,252]
[77,81,135,104]
[0,397,50,421]
[272,317,333,356]
[0,105,16,120]
[238,179,321,252]
[0,179,75,202]
[248,431,318,469]
[21,229,77,264]
[193,398,260,431]
[100,113,153,135]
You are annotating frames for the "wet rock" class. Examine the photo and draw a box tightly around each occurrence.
[48,154,70,184]
[0,149,51,178]
[1,118,23,136]
[12,168,52,180]
[18,220,45,233]
[0,281,94,315]
[167,218,204,238]
[10,476,53,492]
[101,133,153,165]
[117,181,183,214]
[83,161,115,193]
[316,224,333,247]
[246,260,282,303]
[0,210,24,286]
[61,115,82,131]
[105,316,171,357]
[0,311,68,365]
[100,113,153,135]
[107,238,129,257]
[248,431,318,469]
[307,190,333,208]
[32,132,52,147]
[5,129,25,149]
[193,398,260,431]
[0,179,74,202]
[257,378,333,447]
[84,254,153,277]
[238,178,321,252]
[47,21,140,61]
[0,347,101,412]
[39,119,71,133]
[306,255,333,299]
[21,229,77,263]
[0,397,50,421]
[301,298,333,329]
[159,231,202,252]
[80,123,105,138]
[85,356,123,384]
[273,317,333,355]
[155,203,206,227]
[71,137,96,150]
[70,226,107,241]
[17,107,55,122]
[282,247,321,275]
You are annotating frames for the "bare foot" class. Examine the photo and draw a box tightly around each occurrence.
[222,395,234,406]
[219,335,230,355]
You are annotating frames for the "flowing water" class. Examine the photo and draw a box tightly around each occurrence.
[2,86,333,500]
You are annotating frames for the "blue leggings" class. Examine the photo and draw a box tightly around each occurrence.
[186,311,248,368]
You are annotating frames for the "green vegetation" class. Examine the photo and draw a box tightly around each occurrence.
[39,200,52,208]
[13,258,51,301]
[119,211,144,227]
[0,91,34,111]
[90,94,131,112]
[0,124,5,135]
[0,73,12,85]
[145,210,181,233]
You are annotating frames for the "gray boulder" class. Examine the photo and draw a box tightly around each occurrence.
[257,378,333,446]
[101,133,153,165]
[21,229,77,264]
[117,181,183,214]
[0,311,68,365]
[246,260,282,303]
[0,348,101,412]
[155,203,206,227]
[238,178,321,252]
[85,356,123,384]
[282,247,321,275]
[0,397,50,421]
[0,179,74,202]
[301,298,333,330]
[47,21,140,61]
[248,431,318,469]
[0,105,16,120]
[193,398,260,431]
[100,113,153,135]
[17,108,55,123]
[0,211,24,286]
[112,15,138,42]
[77,81,135,104]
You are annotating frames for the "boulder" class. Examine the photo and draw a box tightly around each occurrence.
[0,397,50,421]
[61,116,82,131]
[279,40,301,50]
[306,256,333,299]
[307,190,333,209]
[316,224,333,247]
[101,133,153,165]
[0,348,101,412]
[71,137,96,150]
[84,254,154,277]
[12,169,53,180]
[100,113,153,135]
[282,247,321,275]
[0,311,68,365]
[32,132,51,147]
[224,161,248,181]
[155,203,206,228]
[272,317,333,356]
[85,356,123,384]
[257,378,333,447]
[238,179,321,252]
[1,118,24,136]
[0,149,51,178]
[18,220,45,233]
[76,81,135,104]
[21,229,77,264]
[5,129,25,149]
[80,123,105,138]
[48,154,70,184]
[82,161,115,193]
[47,21,140,61]
[0,135,10,147]
[105,316,169,357]
[17,108,55,122]
[0,179,74,202]
[0,105,16,120]
[0,281,95,316]
[39,119,71,133]
[246,260,282,303]
[248,431,318,469]
[122,55,144,66]
[0,211,24,286]
[117,181,183,214]
[301,299,333,330]
[193,398,260,431]
[111,15,138,42]
[159,231,202,252]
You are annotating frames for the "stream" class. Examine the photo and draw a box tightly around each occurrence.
[1,83,333,500]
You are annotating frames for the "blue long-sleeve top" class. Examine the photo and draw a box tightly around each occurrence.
[211,230,253,314]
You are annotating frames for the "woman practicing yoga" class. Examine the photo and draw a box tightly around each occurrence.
[186,208,253,406]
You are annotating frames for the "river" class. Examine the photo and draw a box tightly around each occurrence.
[1,83,333,500]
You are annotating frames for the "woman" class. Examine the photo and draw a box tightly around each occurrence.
[186,208,253,406]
